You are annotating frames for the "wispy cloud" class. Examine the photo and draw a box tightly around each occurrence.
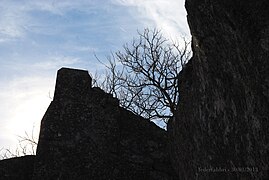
[0,75,53,149]
[0,53,92,151]
[0,0,99,42]
[0,3,27,41]
[32,55,81,70]
[114,0,190,39]
[113,0,189,38]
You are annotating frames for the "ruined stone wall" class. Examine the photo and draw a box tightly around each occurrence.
[0,67,176,179]
[168,0,269,179]
[0,156,35,180]
[32,68,176,180]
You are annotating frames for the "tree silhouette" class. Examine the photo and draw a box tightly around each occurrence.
[94,28,191,125]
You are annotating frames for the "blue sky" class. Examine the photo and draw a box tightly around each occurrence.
[0,0,190,153]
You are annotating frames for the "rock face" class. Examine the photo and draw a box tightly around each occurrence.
[31,67,176,180]
[168,0,269,179]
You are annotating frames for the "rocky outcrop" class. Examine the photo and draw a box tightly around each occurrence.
[31,67,176,180]
[168,0,269,179]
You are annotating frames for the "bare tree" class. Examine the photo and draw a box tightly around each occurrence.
[94,28,191,125]
[0,126,38,160]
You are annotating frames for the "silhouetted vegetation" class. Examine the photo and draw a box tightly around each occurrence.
[0,126,37,160]
[94,28,191,125]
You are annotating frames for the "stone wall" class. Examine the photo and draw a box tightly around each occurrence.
[0,68,176,179]
[0,155,35,180]
[168,0,269,179]
[32,67,176,180]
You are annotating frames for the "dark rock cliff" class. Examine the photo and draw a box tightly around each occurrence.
[32,67,176,180]
[168,0,269,179]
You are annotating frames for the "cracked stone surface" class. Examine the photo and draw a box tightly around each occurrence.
[168,0,269,179]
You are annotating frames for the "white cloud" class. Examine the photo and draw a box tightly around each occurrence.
[0,0,99,43]
[114,0,190,39]
[32,55,81,70]
[73,46,98,52]
[0,4,27,41]
[0,75,53,151]
[1,0,189,43]
[0,53,83,151]
[28,0,100,14]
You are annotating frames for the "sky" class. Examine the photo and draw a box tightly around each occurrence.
[0,0,190,154]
